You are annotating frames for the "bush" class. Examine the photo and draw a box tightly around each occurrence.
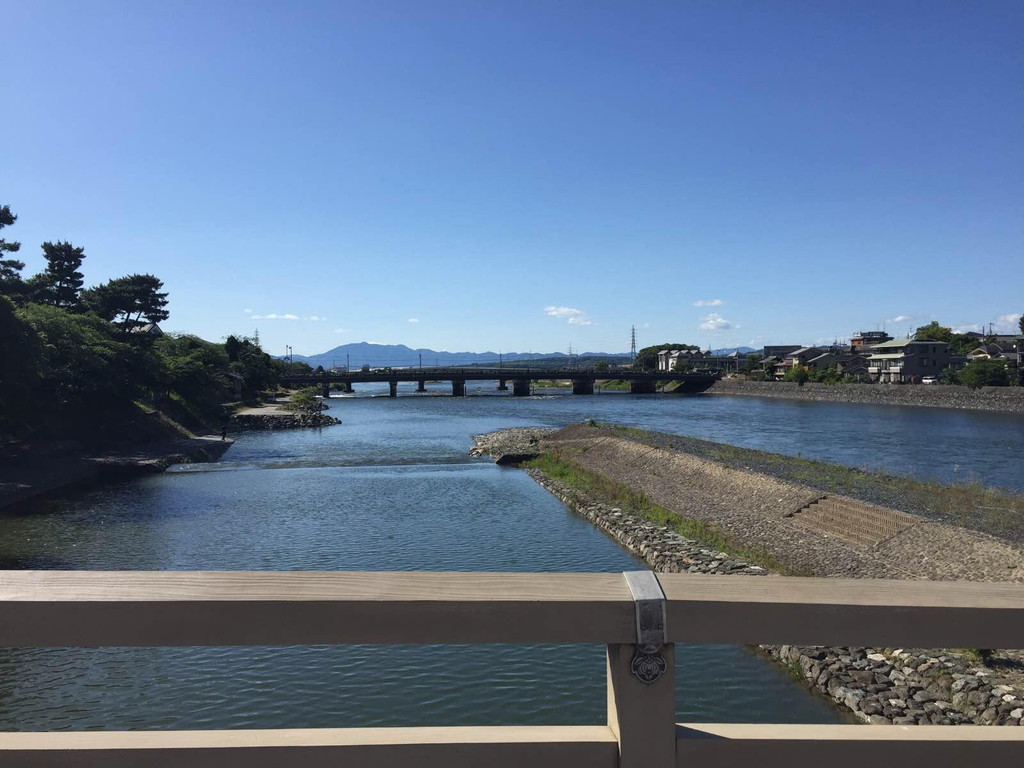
[959,359,1009,389]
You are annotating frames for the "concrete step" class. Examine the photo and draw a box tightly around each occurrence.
[788,495,919,549]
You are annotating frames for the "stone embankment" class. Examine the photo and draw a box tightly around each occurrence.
[0,437,234,510]
[231,412,340,430]
[470,426,1024,726]
[709,378,1024,414]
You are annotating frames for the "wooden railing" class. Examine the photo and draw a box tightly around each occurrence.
[1,571,1023,766]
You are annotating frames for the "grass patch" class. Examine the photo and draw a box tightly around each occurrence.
[522,452,792,573]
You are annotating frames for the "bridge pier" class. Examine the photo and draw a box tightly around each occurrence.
[497,379,508,391]
[452,379,466,397]
[630,380,657,394]
[342,381,353,393]
[571,379,594,395]
[321,384,331,398]
[512,380,531,397]
[389,380,398,398]
[416,380,427,392]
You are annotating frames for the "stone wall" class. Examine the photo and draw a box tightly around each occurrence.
[709,379,1024,413]
[527,468,1024,726]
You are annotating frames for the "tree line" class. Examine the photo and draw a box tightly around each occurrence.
[0,204,310,443]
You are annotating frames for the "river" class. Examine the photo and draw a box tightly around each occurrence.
[3,387,1021,730]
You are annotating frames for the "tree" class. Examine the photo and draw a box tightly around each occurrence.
[914,320,979,355]
[225,335,241,363]
[784,365,810,385]
[1019,314,1024,337]
[593,360,610,372]
[959,359,1009,389]
[0,205,25,299]
[81,274,169,330]
[39,241,86,308]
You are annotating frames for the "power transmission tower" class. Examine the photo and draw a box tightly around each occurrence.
[630,326,637,360]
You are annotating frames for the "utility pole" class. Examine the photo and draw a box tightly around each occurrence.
[346,353,350,371]
[419,353,422,370]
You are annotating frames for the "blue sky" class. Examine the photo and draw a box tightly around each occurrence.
[5,1,1022,355]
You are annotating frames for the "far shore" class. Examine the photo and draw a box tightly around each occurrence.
[707,378,1024,414]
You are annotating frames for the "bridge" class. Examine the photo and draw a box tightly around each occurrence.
[2,570,1022,765]
[278,367,718,398]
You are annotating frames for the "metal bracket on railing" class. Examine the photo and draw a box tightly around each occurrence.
[623,571,668,684]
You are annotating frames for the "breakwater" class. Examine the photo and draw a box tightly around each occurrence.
[708,379,1024,413]
[522,461,1024,726]
[230,412,340,430]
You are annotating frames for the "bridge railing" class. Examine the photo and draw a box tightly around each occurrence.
[1,571,1022,766]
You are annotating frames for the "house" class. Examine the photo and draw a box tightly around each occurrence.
[762,345,801,359]
[835,355,871,382]
[866,337,953,383]
[966,344,1007,361]
[805,352,837,371]
[127,323,164,337]
[851,331,892,350]
[772,347,825,380]
[657,348,705,372]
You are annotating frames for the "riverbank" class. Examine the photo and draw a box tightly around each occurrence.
[471,425,1024,725]
[0,435,233,511]
[709,378,1024,413]
[231,399,341,430]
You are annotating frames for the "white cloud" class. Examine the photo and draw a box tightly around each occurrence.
[888,314,912,323]
[953,323,982,334]
[693,299,723,307]
[408,318,420,323]
[332,328,349,334]
[995,313,1022,333]
[243,308,252,313]
[307,315,327,321]
[698,313,736,332]
[545,306,584,318]
[545,305,595,326]
[251,313,300,320]
[642,322,651,329]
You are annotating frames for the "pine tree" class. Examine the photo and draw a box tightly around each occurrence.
[40,241,86,308]
[0,205,26,297]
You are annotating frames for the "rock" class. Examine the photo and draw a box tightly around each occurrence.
[1011,708,1024,720]
[868,715,892,725]
[980,707,999,724]
[860,700,884,716]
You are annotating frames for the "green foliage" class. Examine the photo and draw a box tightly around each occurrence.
[38,241,86,309]
[914,321,981,356]
[0,205,26,300]
[15,302,149,438]
[0,297,43,435]
[808,365,844,384]
[592,360,609,372]
[285,387,326,415]
[635,343,699,371]
[81,274,169,330]
[959,358,1009,389]
[783,365,810,385]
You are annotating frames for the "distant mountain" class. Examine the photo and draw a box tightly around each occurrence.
[709,346,756,356]
[288,342,630,370]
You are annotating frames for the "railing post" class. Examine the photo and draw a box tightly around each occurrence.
[608,571,675,767]
[607,643,675,768]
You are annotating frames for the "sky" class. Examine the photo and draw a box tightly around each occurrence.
[4,1,1022,355]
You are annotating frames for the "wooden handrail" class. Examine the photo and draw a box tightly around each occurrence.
[2,570,1023,767]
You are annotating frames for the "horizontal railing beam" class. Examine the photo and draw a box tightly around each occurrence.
[0,726,619,768]
[0,571,635,646]
[659,573,1024,647]
[676,724,1024,767]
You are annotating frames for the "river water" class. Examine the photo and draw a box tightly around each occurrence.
[2,386,1021,730]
